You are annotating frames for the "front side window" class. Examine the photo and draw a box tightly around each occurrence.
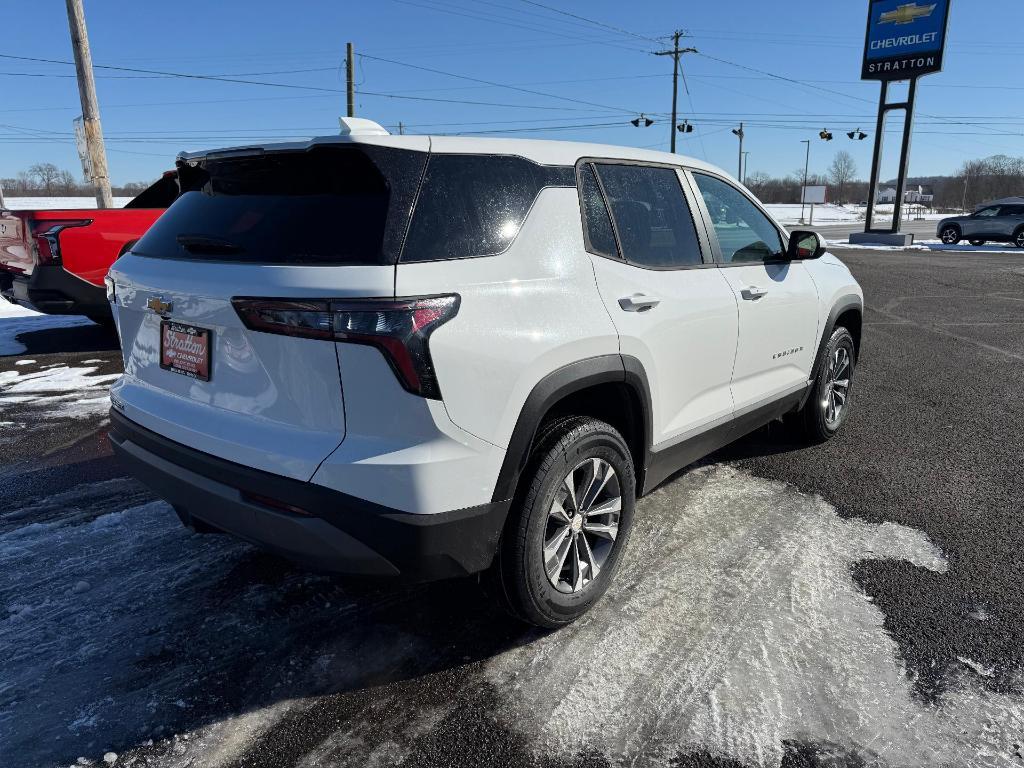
[975,207,1001,218]
[693,173,784,264]
[401,154,574,262]
[593,163,703,269]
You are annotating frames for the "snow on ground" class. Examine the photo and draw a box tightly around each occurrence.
[0,362,119,443]
[3,197,132,210]
[828,238,1023,255]
[485,466,1024,767]
[766,203,949,226]
[0,297,97,356]
[766,203,863,225]
[4,465,1020,767]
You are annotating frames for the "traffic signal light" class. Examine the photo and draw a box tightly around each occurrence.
[847,129,868,140]
[631,114,654,127]
[677,121,694,133]
[820,129,834,141]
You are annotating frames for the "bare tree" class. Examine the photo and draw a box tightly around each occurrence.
[827,151,858,204]
[28,163,62,195]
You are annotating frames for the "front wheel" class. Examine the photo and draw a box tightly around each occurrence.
[491,416,635,628]
[791,327,856,443]
[940,226,961,245]
[1015,229,1024,249]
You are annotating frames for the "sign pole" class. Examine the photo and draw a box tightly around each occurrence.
[891,77,918,232]
[863,80,888,234]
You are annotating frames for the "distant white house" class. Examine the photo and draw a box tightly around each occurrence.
[875,185,934,205]
[905,185,934,204]
[876,187,898,203]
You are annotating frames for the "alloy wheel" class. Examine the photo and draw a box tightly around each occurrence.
[1016,231,1024,248]
[822,346,852,428]
[940,227,959,244]
[543,458,621,594]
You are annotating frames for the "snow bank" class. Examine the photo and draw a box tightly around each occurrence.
[0,297,97,356]
[0,362,118,441]
[828,238,1024,254]
[3,197,132,210]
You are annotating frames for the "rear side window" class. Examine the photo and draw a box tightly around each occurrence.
[134,145,425,265]
[579,163,618,258]
[594,163,703,269]
[401,154,575,262]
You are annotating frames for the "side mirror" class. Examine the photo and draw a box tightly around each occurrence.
[786,230,826,260]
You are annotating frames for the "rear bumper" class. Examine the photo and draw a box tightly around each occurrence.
[0,264,108,316]
[108,409,510,581]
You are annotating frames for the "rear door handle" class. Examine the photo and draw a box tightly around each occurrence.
[740,286,769,301]
[618,294,661,312]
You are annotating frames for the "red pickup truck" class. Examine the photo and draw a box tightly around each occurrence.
[0,172,178,324]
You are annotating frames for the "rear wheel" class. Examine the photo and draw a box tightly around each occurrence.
[491,416,635,628]
[968,239,986,247]
[1015,228,1024,249]
[940,225,961,245]
[790,327,856,443]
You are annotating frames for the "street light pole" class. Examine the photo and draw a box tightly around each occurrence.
[800,139,811,225]
[731,123,744,180]
[741,151,750,185]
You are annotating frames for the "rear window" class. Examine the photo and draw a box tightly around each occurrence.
[401,154,575,262]
[133,145,425,265]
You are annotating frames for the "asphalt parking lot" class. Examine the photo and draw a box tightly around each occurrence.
[2,246,1023,768]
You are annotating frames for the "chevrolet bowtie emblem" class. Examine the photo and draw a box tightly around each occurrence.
[147,296,173,314]
[880,2,936,25]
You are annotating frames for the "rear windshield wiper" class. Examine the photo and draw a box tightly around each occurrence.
[176,234,243,255]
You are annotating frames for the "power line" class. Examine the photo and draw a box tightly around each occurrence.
[511,0,663,44]
[358,52,646,115]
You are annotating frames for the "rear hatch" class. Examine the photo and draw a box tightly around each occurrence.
[108,140,428,480]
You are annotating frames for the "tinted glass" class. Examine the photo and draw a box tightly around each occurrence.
[976,207,1000,217]
[693,173,784,263]
[124,173,179,209]
[594,164,702,269]
[579,164,618,258]
[135,146,425,265]
[402,155,575,262]
[1004,205,1024,216]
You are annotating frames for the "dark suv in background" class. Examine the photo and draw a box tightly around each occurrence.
[938,203,1024,248]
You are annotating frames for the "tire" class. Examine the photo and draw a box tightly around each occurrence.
[491,416,636,628]
[939,225,961,245]
[1014,228,1024,249]
[968,239,986,247]
[791,327,856,444]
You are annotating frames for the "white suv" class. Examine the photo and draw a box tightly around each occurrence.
[106,118,863,628]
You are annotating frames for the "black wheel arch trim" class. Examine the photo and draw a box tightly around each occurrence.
[805,294,863,403]
[490,354,653,503]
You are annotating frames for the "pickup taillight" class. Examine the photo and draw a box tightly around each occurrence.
[29,219,91,265]
[232,295,460,399]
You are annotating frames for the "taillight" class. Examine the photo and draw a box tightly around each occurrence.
[232,295,460,399]
[30,220,91,265]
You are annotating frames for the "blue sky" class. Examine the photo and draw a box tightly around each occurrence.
[3,0,1022,185]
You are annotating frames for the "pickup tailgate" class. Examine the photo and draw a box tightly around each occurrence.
[0,210,32,276]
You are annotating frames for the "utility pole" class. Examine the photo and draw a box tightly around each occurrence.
[800,139,811,225]
[742,151,750,185]
[398,121,404,135]
[0,180,5,209]
[65,0,112,208]
[345,42,355,118]
[733,123,749,182]
[654,31,697,154]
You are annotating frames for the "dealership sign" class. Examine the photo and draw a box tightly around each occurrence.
[862,0,951,80]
